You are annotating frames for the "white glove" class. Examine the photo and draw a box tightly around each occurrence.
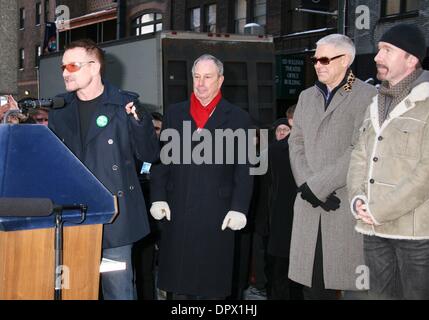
[221,211,247,231]
[150,201,171,221]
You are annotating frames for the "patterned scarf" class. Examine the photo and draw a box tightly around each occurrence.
[315,69,356,110]
[378,68,423,126]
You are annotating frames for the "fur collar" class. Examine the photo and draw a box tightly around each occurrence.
[369,73,429,132]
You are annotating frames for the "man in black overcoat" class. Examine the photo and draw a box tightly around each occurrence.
[48,39,159,300]
[150,54,254,299]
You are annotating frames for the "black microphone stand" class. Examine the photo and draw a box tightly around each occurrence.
[53,204,87,300]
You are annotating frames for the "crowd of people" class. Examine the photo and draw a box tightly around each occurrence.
[1,22,428,300]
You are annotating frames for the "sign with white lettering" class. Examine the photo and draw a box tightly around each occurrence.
[276,55,306,99]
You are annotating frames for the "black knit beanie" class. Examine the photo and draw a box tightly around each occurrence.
[379,24,427,62]
[272,118,290,130]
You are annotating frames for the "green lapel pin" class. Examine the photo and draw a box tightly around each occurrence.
[96,115,109,128]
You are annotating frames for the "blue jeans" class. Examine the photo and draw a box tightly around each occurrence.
[101,244,136,300]
[364,235,429,300]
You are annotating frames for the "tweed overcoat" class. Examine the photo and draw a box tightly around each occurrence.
[288,77,377,290]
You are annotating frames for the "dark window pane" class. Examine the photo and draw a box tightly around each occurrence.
[36,3,41,25]
[19,49,25,69]
[224,62,248,81]
[19,8,25,29]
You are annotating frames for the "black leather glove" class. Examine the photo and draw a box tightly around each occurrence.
[133,100,149,121]
[320,192,341,212]
[298,183,323,208]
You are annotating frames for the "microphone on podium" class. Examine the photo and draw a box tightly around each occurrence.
[18,97,65,111]
[0,198,54,217]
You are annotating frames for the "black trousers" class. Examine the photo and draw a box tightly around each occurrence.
[267,255,303,300]
[303,222,337,300]
[134,234,157,300]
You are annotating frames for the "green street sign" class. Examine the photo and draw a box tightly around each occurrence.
[276,54,306,99]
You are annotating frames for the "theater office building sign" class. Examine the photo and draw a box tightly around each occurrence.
[276,55,306,100]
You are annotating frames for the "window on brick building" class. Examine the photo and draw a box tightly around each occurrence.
[19,8,25,29]
[19,49,25,70]
[35,46,41,68]
[45,0,50,22]
[381,0,419,17]
[235,0,247,34]
[205,4,217,32]
[36,2,42,26]
[253,0,266,27]
[190,7,201,32]
[132,12,163,36]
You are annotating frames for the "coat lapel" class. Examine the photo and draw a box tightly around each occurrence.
[322,88,348,122]
[313,88,327,118]
[84,84,124,147]
[371,82,429,135]
[204,99,229,131]
[369,95,380,134]
[84,102,118,146]
[59,96,83,158]
[181,100,198,132]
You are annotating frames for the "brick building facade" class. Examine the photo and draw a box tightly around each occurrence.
[14,0,429,113]
[0,0,18,95]
[348,0,429,82]
[16,0,56,98]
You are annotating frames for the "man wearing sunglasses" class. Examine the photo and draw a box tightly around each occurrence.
[48,39,160,300]
[288,34,377,299]
[348,24,429,300]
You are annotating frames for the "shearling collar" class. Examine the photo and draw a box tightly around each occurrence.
[368,71,429,132]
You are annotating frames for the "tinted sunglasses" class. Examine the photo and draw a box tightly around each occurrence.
[61,61,95,73]
[310,54,345,65]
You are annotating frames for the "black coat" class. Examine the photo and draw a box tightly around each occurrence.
[266,138,297,257]
[151,98,254,297]
[49,82,160,248]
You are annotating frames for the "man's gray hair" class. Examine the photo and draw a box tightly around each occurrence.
[316,34,356,66]
[192,54,224,76]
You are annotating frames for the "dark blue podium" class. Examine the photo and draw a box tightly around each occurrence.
[0,124,118,299]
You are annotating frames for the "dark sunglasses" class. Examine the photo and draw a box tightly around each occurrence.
[310,54,345,65]
[35,117,48,122]
[61,61,95,73]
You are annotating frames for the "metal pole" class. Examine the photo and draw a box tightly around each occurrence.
[116,0,127,40]
[52,204,86,300]
[337,0,346,35]
[295,8,338,16]
[54,210,63,300]
[36,68,40,99]
[56,23,60,52]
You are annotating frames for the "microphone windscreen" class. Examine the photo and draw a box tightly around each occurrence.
[0,198,54,217]
[51,97,65,109]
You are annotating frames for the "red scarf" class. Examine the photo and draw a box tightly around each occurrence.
[190,91,222,129]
